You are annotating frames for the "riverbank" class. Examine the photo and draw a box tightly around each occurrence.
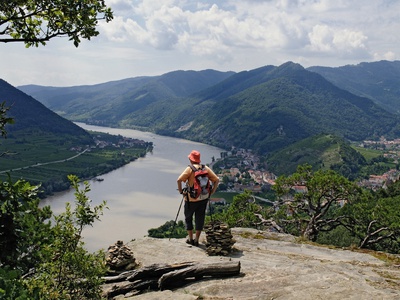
[1,130,153,198]
[41,123,225,252]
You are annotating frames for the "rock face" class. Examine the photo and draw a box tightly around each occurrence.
[107,228,400,300]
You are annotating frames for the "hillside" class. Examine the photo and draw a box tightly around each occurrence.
[108,227,400,299]
[266,134,367,176]
[17,62,400,155]
[18,69,235,127]
[308,60,400,114]
[0,79,92,143]
[174,62,399,153]
[0,80,152,195]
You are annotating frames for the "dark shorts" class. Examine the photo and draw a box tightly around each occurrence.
[184,199,208,231]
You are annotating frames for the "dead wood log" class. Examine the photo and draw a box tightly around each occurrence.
[102,270,136,283]
[127,262,196,281]
[103,279,158,298]
[102,261,241,298]
[158,261,241,290]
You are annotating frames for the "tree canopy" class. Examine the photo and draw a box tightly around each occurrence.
[274,164,360,241]
[0,0,113,47]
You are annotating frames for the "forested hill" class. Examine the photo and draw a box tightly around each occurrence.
[266,134,367,176]
[18,62,400,155]
[18,69,234,122]
[173,62,400,153]
[0,79,92,144]
[308,60,400,114]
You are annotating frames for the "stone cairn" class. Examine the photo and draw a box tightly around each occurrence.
[204,221,236,256]
[106,240,138,274]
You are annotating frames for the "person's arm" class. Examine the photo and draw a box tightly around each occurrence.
[207,167,220,195]
[177,167,190,194]
[177,178,184,194]
[211,178,219,195]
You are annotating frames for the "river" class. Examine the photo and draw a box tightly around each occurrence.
[41,123,224,252]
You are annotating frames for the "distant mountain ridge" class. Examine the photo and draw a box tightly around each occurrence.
[0,79,91,143]
[308,60,400,114]
[18,61,400,155]
[19,69,234,122]
[173,62,399,153]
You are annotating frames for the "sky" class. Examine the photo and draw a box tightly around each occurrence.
[1,0,400,87]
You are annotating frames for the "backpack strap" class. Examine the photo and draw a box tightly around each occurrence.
[189,164,197,172]
[188,164,205,172]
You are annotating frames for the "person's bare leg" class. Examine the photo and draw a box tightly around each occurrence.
[194,230,201,246]
[187,230,193,243]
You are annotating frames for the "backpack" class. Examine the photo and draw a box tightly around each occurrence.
[188,164,211,200]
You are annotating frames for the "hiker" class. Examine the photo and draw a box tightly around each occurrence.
[177,150,219,246]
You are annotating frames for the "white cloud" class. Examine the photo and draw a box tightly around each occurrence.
[1,0,400,86]
[374,51,397,61]
[99,16,129,42]
[308,25,369,58]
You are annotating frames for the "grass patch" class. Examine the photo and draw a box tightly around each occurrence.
[352,146,383,162]
[238,231,266,239]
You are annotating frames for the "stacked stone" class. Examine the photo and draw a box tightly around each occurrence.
[106,240,137,273]
[204,221,236,256]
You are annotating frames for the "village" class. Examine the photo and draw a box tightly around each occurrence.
[213,138,400,195]
[212,147,277,194]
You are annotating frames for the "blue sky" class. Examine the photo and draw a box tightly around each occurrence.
[2,0,399,87]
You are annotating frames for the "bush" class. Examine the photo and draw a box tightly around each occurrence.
[148,220,187,238]
[0,175,108,300]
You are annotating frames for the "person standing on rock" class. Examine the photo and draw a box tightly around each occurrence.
[177,150,219,246]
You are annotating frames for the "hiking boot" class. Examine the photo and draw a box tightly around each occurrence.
[186,239,194,246]
[194,240,199,247]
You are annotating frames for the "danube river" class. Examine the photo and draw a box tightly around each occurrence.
[41,123,224,252]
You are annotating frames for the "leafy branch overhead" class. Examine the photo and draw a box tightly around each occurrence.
[0,0,113,47]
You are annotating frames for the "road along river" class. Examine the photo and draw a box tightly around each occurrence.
[41,123,224,252]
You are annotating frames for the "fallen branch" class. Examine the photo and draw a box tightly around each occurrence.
[159,261,241,290]
[102,261,241,298]
[127,262,196,282]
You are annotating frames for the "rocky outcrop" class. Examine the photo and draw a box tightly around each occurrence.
[104,228,400,300]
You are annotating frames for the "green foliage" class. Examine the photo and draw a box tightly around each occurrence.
[273,164,360,242]
[0,174,108,299]
[0,176,52,272]
[316,225,360,248]
[342,190,400,253]
[148,220,187,238]
[25,175,108,299]
[211,190,267,228]
[0,267,30,300]
[0,0,113,47]
[273,164,400,253]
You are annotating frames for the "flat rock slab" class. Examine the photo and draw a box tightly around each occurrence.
[118,228,400,300]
